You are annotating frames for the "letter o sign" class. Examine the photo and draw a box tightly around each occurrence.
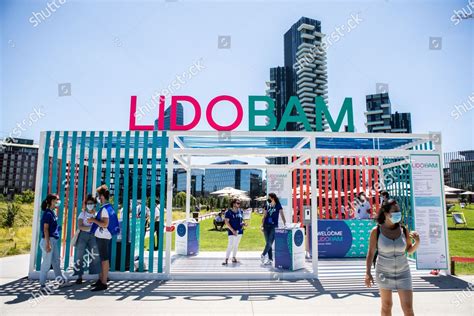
[206,95,243,131]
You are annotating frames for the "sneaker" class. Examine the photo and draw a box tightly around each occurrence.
[75,277,83,285]
[260,254,266,264]
[91,283,108,292]
[264,259,273,266]
[91,279,102,288]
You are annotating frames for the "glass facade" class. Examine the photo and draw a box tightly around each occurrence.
[365,93,412,134]
[154,102,184,130]
[203,160,263,198]
[0,138,38,195]
[444,150,474,191]
[176,169,204,196]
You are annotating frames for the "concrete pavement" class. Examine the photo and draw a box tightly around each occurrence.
[0,254,472,315]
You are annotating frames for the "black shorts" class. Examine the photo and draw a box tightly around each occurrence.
[96,238,110,261]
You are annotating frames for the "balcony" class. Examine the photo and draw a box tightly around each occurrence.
[297,23,316,31]
[301,33,315,40]
[364,110,383,115]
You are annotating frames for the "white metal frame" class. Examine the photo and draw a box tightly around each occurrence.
[29,130,450,280]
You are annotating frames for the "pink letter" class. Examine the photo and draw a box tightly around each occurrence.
[129,96,154,131]
[157,96,165,130]
[170,96,201,130]
[206,95,243,131]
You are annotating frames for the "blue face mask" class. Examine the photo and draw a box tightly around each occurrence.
[390,212,402,224]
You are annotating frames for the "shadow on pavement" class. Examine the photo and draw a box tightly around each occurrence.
[0,275,470,305]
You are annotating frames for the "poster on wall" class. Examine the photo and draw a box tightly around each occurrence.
[266,169,292,225]
[410,154,449,269]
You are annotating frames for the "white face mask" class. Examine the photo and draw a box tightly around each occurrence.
[86,204,95,211]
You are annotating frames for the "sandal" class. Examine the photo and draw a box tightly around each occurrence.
[222,259,228,265]
[232,257,238,263]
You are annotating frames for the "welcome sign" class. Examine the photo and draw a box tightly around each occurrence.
[129,95,354,132]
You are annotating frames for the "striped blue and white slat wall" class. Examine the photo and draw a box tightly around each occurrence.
[33,131,168,274]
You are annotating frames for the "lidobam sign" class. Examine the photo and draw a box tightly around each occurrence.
[410,154,449,269]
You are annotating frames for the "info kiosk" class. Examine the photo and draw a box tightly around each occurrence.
[274,224,305,271]
[175,219,200,255]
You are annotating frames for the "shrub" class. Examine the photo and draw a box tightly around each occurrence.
[1,203,21,228]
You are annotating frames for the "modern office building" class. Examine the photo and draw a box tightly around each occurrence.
[204,160,263,198]
[0,138,38,196]
[391,111,412,133]
[267,17,328,165]
[284,17,328,131]
[176,169,205,197]
[365,93,412,133]
[365,93,392,133]
[154,103,184,130]
[443,150,474,191]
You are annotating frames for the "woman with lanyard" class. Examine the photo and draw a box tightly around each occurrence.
[261,192,287,265]
[74,194,101,284]
[39,193,65,288]
[222,198,247,265]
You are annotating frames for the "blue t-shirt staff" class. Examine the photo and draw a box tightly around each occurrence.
[261,193,287,265]
[222,199,247,265]
[39,194,65,288]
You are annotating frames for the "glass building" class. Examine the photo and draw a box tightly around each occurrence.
[176,169,204,196]
[365,93,412,134]
[444,150,474,191]
[154,103,184,130]
[203,160,263,198]
[0,138,38,196]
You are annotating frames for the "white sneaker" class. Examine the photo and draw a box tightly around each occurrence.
[260,254,266,263]
[264,259,273,266]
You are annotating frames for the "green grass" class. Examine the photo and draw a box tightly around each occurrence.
[0,226,32,257]
[446,203,474,275]
[145,213,265,252]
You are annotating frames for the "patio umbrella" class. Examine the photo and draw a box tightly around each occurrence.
[444,185,463,193]
[255,196,268,202]
[461,191,474,195]
[210,187,247,196]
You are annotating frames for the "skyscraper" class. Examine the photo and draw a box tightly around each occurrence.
[365,93,412,133]
[284,17,328,131]
[154,103,184,130]
[267,17,328,165]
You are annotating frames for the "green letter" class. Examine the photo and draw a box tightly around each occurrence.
[248,95,276,131]
[315,96,354,132]
[277,96,312,131]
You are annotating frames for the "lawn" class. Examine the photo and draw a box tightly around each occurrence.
[0,201,34,257]
[145,213,265,252]
[446,203,474,275]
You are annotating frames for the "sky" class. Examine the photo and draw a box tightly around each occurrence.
[1,0,473,154]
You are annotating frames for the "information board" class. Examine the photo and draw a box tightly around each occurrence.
[410,154,448,269]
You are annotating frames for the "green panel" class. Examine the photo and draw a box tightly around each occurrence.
[104,132,113,187]
[158,131,168,273]
[148,131,158,272]
[56,132,69,249]
[120,132,131,272]
[95,131,104,190]
[139,131,149,272]
[111,131,122,271]
[50,131,60,193]
[86,132,95,193]
[35,131,51,271]
[64,132,77,269]
[73,132,87,263]
[129,131,140,272]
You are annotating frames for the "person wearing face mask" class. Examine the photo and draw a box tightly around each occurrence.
[222,199,247,265]
[260,192,287,265]
[380,190,390,205]
[365,199,420,316]
[74,194,101,284]
[356,192,372,219]
[39,193,65,288]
